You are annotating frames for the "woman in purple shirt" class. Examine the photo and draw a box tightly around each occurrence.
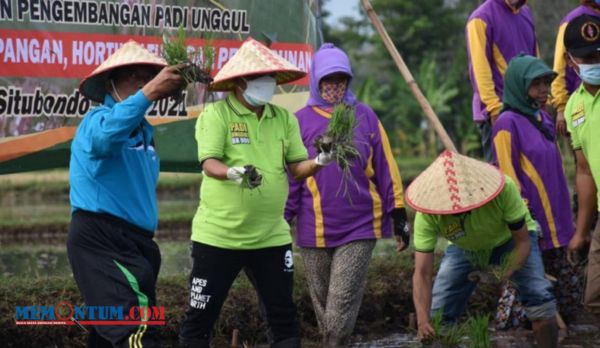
[492,54,582,324]
[285,43,409,346]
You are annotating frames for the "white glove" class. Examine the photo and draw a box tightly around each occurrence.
[226,167,246,185]
[314,151,335,166]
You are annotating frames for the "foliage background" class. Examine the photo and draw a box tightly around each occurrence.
[320,0,578,159]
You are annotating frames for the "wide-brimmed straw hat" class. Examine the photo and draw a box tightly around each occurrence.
[405,150,505,214]
[79,40,167,102]
[210,37,306,91]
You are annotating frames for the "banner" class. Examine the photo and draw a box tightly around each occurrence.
[0,0,320,173]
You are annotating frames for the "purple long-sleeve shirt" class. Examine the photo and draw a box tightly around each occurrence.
[551,6,600,112]
[466,0,538,121]
[285,104,404,248]
[492,110,574,250]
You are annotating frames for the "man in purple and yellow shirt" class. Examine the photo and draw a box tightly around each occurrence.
[466,0,539,161]
[551,1,600,136]
[285,43,409,346]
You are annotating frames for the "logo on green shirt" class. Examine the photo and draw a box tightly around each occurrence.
[444,222,466,241]
[229,122,250,144]
[571,103,586,128]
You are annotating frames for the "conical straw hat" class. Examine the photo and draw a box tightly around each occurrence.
[210,37,306,91]
[79,40,167,102]
[405,150,505,214]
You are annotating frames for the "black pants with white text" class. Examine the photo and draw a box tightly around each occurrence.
[179,242,300,347]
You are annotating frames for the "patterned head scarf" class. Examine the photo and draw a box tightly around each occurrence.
[306,43,356,107]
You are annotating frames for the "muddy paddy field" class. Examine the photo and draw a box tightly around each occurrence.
[1,169,598,347]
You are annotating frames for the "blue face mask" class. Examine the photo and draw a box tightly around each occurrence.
[579,63,600,85]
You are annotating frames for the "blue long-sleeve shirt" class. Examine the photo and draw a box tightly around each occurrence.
[69,91,159,232]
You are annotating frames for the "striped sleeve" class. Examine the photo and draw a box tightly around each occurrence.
[492,127,522,193]
[551,23,569,112]
[564,94,582,150]
[284,171,302,223]
[371,118,404,210]
[467,18,503,117]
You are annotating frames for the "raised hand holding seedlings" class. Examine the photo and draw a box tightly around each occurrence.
[313,103,360,200]
[162,27,213,92]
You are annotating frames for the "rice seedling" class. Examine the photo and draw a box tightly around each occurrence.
[200,38,215,76]
[313,103,360,200]
[162,27,213,86]
[490,251,516,283]
[465,314,490,348]
[428,309,467,347]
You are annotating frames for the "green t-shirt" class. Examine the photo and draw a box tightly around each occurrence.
[565,84,600,212]
[413,176,536,252]
[192,95,308,249]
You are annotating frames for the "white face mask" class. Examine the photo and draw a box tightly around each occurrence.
[242,76,277,106]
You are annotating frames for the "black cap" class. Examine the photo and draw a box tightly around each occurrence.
[564,14,600,58]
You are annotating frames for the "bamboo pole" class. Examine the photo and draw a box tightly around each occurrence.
[360,0,457,152]
[360,0,570,333]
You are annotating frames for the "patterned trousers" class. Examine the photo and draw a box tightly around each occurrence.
[300,239,376,347]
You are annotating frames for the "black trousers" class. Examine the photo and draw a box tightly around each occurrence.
[179,242,300,347]
[67,210,161,348]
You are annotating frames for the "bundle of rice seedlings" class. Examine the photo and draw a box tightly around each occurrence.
[313,103,360,199]
[466,249,516,285]
[200,38,215,76]
[466,249,492,270]
[466,249,496,284]
[489,251,516,282]
[162,27,213,86]
[229,165,262,190]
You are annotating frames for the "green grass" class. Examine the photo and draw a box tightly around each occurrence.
[0,171,202,193]
[0,156,427,229]
[1,252,420,346]
[0,199,197,228]
[157,173,202,189]
[0,155,427,195]
[396,156,434,184]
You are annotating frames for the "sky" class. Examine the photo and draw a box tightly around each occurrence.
[322,0,361,26]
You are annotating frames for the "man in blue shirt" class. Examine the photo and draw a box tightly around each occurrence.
[67,41,187,347]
